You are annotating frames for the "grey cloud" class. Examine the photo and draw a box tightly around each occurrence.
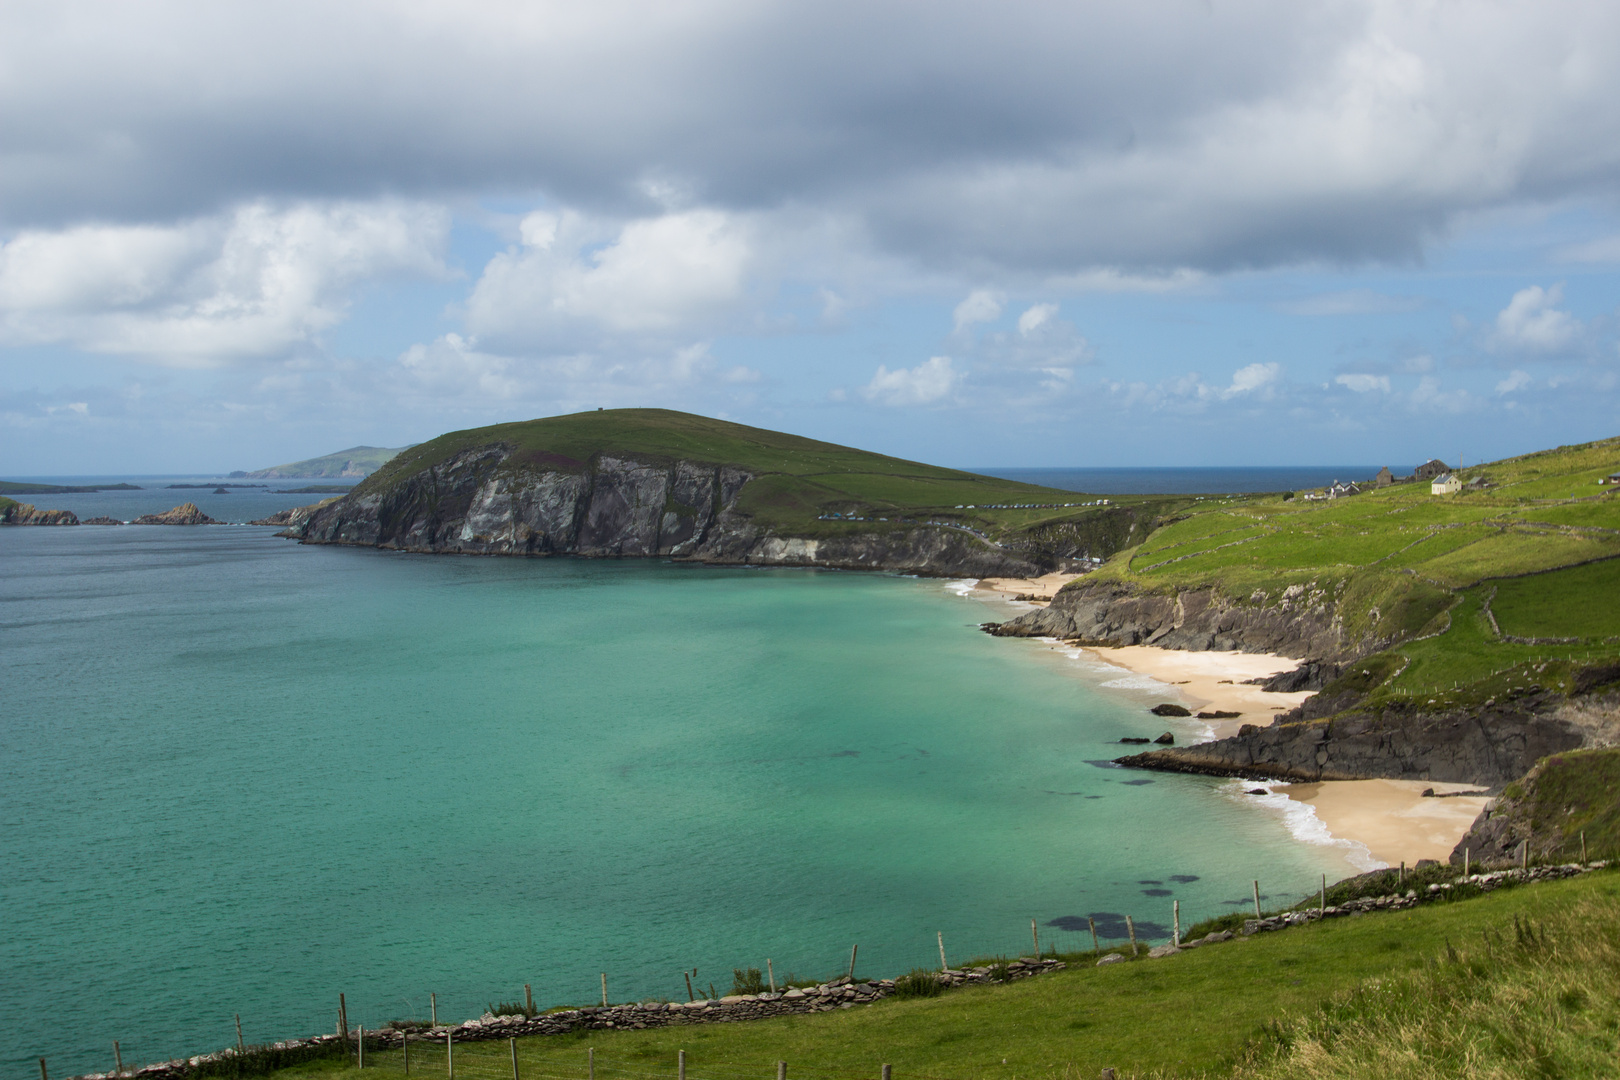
[4,1,1620,276]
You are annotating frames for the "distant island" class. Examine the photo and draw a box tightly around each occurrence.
[0,480,140,495]
[239,444,411,479]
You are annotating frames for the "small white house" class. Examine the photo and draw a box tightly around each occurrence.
[1431,473,1463,495]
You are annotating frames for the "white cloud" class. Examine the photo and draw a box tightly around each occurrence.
[1409,375,1476,413]
[1494,283,1578,353]
[1335,373,1391,392]
[863,356,960,406]
[1017,303,1058,336]
[1496,369,1532,394]
[0,200,447,365]
[1224,362,1280,397]
[953,289,1003,331]
[466,209,751,347]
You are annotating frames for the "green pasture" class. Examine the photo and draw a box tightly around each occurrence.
[264,871,1620,1080]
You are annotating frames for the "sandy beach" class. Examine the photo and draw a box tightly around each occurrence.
[958,586,1493,874]
[1276,779,1492,868]
[1084,645,1492,868]
[1083,644,1315,737]
[974,572,1080,601]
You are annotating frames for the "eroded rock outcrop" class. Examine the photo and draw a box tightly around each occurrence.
[132,502,223,525]
[1116,693,1592,786]
[286,447,1046,576]
[1,502,79,525]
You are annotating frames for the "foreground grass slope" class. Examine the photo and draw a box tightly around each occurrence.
[354,408,1175,542]
[264,871,1620,1080]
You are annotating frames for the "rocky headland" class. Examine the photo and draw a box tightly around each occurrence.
[986,579,1620,791]
[285,446,1052,577]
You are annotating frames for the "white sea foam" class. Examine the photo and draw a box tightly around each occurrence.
[1099,674,1173,692]
[1226,779,1384,873]
[943,579,979,597]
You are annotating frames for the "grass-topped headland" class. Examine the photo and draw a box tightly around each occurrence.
[290,409,1191,573]
[354,408,1162,539]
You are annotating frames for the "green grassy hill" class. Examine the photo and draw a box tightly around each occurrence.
[259,870,1620,1080]
[1076,436,1620,706]
[356,408,1164,543]
[246,445,409,479]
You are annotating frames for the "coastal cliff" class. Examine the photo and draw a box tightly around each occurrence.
[986,579,1351,661]
[286,445,1049,577]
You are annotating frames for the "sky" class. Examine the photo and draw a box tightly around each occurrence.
[3,0,1620,474]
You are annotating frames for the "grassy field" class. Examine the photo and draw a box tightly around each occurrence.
[353,409,1181,540]
[1072,436,1620,710]
[258,870,1620,1080]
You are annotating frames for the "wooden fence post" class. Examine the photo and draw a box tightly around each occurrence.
[1172,901,1180,947]
[236,1014,245,1055]
[339,994,349,1055]
[446,1030,453,1079]
[1252,881,1261,919]
[685,972,695,1002]
[1320,874,1326,914]
[114,1041,123,1076]
[403,1032,410,1075]
[882,1065,891,1080]
[39,1058,47,1080]
[1464,848,1470,877]
[601,973,608,1007]
[848,944,858,979]
[525,985,533,1015]
[510,1038,519,1080]
[1521,840,1529,871]
[767,959,775,993]
[1582,831,1588,863]
[1087,917,1098,955]
[938,931,947,971]
[358,1026,364,1070]
[777,1061,787,1080]
[679,1049,686,1080]
[1031,918,1039,958]
[1126,916,1138,957]
[589,1047,595,1080]
[431,993,437,1027]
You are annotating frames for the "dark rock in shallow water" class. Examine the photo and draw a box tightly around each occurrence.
[1119,737,1151,744]
[1245,788,1268,795]
[81,516,124,525]
[1151,703,1191,717]
[1197,710,1241,719]
[1154,731,1175,744]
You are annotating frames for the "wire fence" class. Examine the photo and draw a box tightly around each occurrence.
[356,1043,935,1080]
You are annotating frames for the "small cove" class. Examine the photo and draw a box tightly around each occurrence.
[1,528,1353,1077]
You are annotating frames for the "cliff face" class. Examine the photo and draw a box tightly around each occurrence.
[988,579,1350,660]
[286,447,1047,576]
[1448,743,1620,866]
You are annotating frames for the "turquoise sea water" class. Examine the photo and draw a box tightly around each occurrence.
[1,528,1353,1077]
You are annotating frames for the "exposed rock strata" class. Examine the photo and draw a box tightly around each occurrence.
[1,502,79,525]
[132,503,223,525]
[986,580,1350,660]
[286,447,1046,576]
[1116,691,1605,787]
[251,497,340,528]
